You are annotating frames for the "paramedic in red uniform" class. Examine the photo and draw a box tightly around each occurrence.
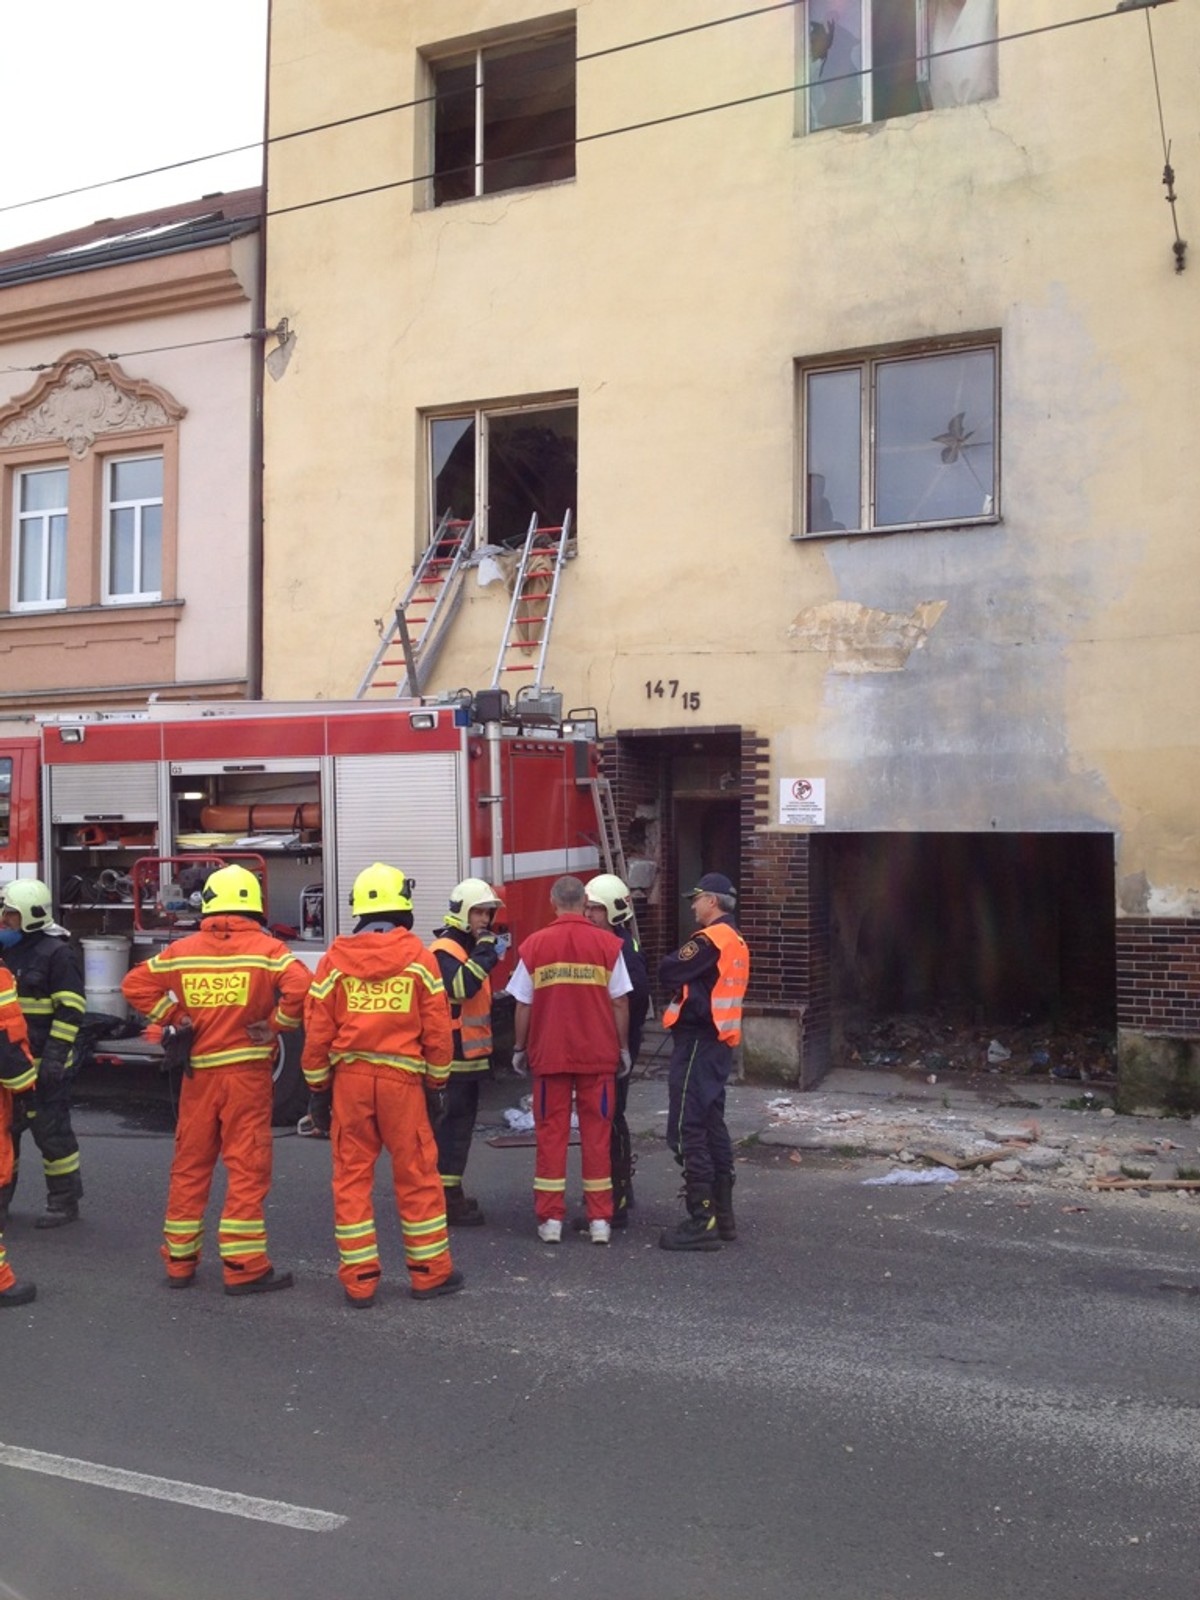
[0,962,38,1305]
[302,862,462,1306]
[122,863,311,1294]
[506,875,631,1246]
[658,872,750,1251]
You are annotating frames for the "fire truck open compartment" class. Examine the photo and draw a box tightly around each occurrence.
[10,697,609,1124]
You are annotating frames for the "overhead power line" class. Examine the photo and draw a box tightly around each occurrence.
[2,1,1176,227]
[0,3,802,222]
[266,3,1177,223]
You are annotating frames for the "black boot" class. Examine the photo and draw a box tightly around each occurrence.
[713,1172,737,1242]
[659,1183,721,1252]
[445,1188,486,1227]
[35,1195,79,1230]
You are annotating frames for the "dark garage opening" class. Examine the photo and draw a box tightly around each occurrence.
[827,833,1116,1077]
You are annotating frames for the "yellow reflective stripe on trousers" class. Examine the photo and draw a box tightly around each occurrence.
[533,1177,567,1192]
[43,1153,79,1176]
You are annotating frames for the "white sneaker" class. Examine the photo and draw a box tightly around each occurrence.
[589,1220,612,1245]
[537,1219,563,1244]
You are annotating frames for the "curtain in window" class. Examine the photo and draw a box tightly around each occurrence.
[927,0,996,110]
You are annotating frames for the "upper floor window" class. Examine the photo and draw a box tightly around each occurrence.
[798,340,998,537]
[426,397,577,549]
[105,454,163,601]
[802,0,997,132]
[429,22,576,206]
[13,466,68,610]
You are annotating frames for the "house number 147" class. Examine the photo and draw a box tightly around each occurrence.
[644,680,701,710]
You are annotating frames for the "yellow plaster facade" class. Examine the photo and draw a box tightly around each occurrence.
[264,2,1199,1085]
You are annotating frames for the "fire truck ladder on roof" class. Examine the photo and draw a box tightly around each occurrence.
[490,510,572,694]
[356,513,474,699]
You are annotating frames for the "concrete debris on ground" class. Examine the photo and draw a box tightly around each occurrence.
[747,1077,1200,1199]
[621,1051,1199,1207]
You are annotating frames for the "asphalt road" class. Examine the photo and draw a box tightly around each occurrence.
[1,1066,1198,1600]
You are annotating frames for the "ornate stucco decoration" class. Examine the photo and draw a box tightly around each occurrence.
[0,349,187,458]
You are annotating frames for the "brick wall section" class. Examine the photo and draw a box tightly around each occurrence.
[737,732,831,1077]
[1117,918,1200,1035]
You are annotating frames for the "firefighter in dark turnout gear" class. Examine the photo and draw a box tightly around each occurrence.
[658,873,750,1251]
[575,874,650,1231]
[0,880,86,1229]
[429,878,506,1226]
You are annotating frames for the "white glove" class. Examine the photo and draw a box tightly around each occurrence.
[618,1048,632,1079]
[511,1047,529,1077]
[493,931,511,958]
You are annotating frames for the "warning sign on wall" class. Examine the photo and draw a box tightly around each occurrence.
[779,777,826,827]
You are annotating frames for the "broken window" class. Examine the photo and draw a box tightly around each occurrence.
[429,23,576,206]
[801,0,997,133]
[799,340,998,536]
[427,400,577,549]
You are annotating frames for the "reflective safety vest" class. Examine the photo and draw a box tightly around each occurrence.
[0,966,36,1095]
[662,921,749,1046]
[430,936,493,1063]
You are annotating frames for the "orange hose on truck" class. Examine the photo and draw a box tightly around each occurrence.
[200,804,321,832]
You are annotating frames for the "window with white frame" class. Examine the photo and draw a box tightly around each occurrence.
[428,22,576,206]
[13,465,69,609]
[801,0,997,132]
[799,341,998,536]
[427,399,577,548]
[104,454,163,601]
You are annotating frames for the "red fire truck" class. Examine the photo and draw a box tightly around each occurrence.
[0,690,610,1121]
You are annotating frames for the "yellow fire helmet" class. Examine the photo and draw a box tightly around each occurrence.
[584,873,634,925]
[2,878,54,932]
[351,862,414,917]
[444,877,504,931]
[200,863,263,917]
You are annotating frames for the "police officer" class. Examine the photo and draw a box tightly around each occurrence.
[430,878,507,1226]
[122,863,312,1293]
[576,873,650,1231]
[658,872,750,1251]
[0,880,86,1229]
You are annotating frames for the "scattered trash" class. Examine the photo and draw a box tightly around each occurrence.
[862,1166,960,1186]
[503,1101,575,1134]
[843,1013,1116,1083]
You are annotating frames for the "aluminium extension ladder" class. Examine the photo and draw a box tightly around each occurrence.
[356,512,474,698]
[489,510,573,694]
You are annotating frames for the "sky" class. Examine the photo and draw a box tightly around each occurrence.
[0,1,269,252]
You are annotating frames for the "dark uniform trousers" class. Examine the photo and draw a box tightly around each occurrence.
[666,1030,734,1188]
[436,1074,482,1182]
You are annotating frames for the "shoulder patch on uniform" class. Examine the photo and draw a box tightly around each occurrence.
[677,940,700,961]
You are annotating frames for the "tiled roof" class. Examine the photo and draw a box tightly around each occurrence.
[0,189,263,289]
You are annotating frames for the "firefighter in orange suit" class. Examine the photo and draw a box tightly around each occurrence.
[302,863,462,1307]
[121,863,311,1294]
[430,877,507,1226]
[0,963,38,1306]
